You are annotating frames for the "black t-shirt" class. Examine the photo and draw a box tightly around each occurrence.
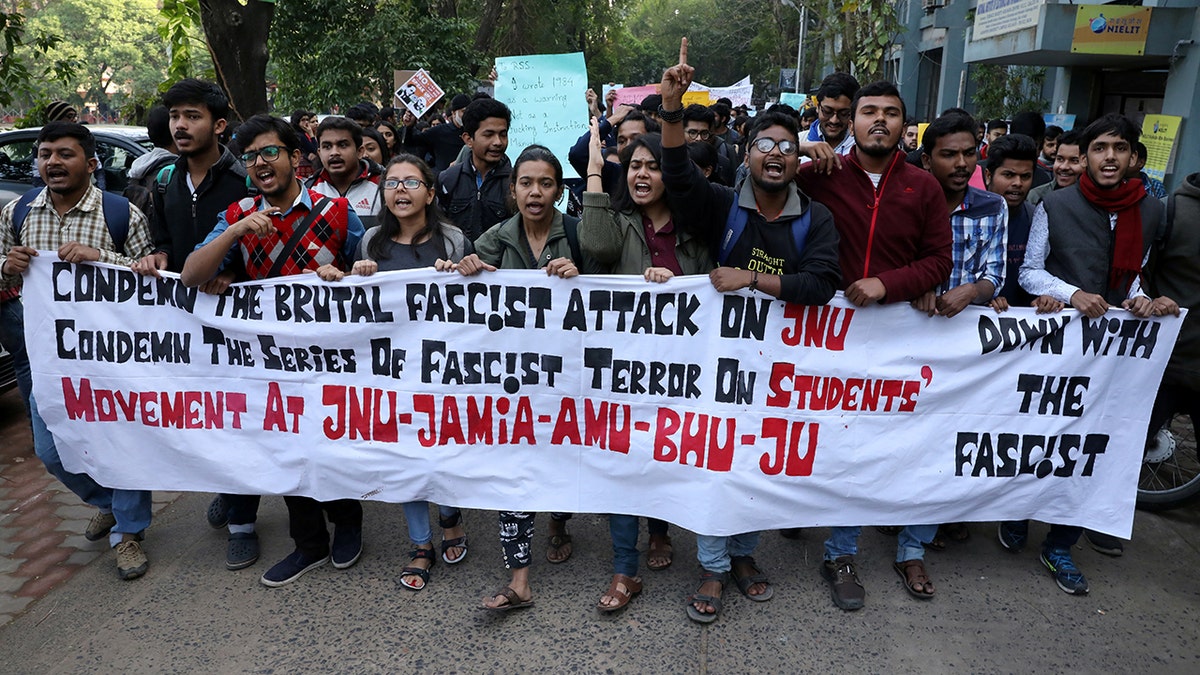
[355,234,474,272]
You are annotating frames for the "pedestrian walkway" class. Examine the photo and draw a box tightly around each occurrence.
[2,387,1200,671]
[0,390,179,626]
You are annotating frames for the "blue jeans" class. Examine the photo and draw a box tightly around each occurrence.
[696,532,760,573]
[609,514,640,576]
[29,394,152,535]
[825,525,939,562]
[401,502,459,546]
[0,299,32,414]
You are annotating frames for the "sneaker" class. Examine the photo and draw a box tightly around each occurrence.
[226,532,260,570]
[1040,547,1089,595]
[206,495,230,529]
[331,526,363,570]
[1085,530,1125,557]
[85,511,117,542]
[115,537,149,580]
[261,550,329,587]
[821,556,866,611]
[997,521,1028,553]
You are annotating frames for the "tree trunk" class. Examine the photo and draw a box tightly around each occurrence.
[473,0,504,55]
[198,0,274,121]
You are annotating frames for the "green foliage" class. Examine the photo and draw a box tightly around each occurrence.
[972,64,1048,120]
[0,10,78,110]
[20,0,167,108]
[810,0,903,82]
[270,0,477,111]
[159,0,212,88]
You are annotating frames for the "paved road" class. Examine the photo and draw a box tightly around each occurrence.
[2,387,1199,673]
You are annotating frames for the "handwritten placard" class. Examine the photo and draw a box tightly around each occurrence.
[494,52,589,179]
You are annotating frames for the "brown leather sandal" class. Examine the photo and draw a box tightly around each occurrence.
[597,573,643,613]
[894,559,935,599]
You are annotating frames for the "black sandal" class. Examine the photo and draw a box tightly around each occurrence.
[400,547,436,591]
[685,570,727,624]
[439,511,468,565]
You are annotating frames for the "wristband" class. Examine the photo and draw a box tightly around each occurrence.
[657,104,684,124]
[749,269,758,292]
[587,173,603,180]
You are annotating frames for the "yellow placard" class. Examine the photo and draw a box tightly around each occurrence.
[1140,114,1182,182]
[917,123,930,147]
[1072,7,1152,56]
[682,91,713,107]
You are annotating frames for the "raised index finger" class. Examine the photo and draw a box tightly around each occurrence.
[679,37,688,66]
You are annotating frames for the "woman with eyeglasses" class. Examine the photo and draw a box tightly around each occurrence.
[577,119,714,613]
[443,144,602,612]
[315,153,472,592]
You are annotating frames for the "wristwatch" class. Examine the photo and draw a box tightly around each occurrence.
[657,104,684,124]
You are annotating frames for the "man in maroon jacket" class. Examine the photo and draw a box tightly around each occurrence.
[795,80,953,611]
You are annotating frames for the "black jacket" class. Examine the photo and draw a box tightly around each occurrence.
[151,146,249,272]
[437,157,514,242]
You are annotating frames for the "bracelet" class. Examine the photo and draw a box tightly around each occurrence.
[657,104,684,124]
[587,173,603,179]
[749,269,758,292]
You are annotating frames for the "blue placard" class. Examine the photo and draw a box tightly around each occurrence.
[495,52,590,180]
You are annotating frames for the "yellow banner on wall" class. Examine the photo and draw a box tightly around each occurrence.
[682,91,713,107]
[1140,114,1182,182]
[1072,6,1152,55]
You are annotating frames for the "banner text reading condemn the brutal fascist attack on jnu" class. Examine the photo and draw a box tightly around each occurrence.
[21,257,1184,537]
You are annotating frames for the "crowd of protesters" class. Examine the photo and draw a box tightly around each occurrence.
[0,37,1196,623]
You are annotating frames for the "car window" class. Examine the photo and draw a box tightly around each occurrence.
[0,138,36,185]
[97,141,133,192]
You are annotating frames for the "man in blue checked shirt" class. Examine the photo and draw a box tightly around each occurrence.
[914,111,1007,319]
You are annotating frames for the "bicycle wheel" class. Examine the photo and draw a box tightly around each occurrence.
[1137,413,1200,511]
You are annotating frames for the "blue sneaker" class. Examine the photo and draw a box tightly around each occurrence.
[998,521,1028,553]
[331,526,363,570]
[1040,547,1089,595]
[260,550,329,587]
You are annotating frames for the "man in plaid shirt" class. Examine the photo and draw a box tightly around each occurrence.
[0,122,155,580]
[915,111,1008,318]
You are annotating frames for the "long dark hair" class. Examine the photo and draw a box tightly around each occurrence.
[610,133,683,221]
[368,154,451,262]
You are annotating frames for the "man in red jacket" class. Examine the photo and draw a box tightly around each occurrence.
[796,80,953,611]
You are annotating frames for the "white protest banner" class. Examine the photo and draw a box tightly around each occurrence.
[395,69,445,120]
[704,76,753,108]
[494,52,589,179]
[22,260,1183,537]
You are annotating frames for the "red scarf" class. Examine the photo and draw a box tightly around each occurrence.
[1077,172,1145,294]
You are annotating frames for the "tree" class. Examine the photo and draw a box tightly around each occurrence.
[21,0,164,109]
[972,64,1048,120]
[808,0,903,83]
[269,0,476,112]
[0,9,77,110]
[198,0,275,120]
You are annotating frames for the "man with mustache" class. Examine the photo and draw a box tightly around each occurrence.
[1015,114,1173,594]
[130,80,254,569]
[796,80,952,610]
[1,122,155,580]
[1028,131,1084,206]
[306,116,382,228]
[916,111,1007,319]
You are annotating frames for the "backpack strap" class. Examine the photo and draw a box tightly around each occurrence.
[100,192,131,252]
[10,188,41,241]
[718,204,811,266]
[154,164,175,195]
[11,188,129,252]
[562,214,584,265]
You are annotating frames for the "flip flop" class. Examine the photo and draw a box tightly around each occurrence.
[730,555,774,602]
[482,586,534,611]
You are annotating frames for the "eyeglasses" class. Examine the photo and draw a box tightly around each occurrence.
[382,178,428,190]
[818,106,852,121]
[239,145,287,166]
[751,138,798,155]
[685,128,712,140]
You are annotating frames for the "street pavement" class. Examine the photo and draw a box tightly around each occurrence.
[2,386,1199,673]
